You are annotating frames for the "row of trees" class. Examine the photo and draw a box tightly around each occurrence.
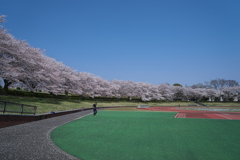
[190,79,239,90]
[1,15,240,102]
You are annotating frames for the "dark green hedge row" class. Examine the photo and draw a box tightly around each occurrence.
[0,88,143,101]
[0,89,54,98]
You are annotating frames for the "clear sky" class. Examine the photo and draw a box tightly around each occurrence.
[1,0,239,86]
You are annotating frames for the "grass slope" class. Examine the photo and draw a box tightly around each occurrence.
[0,95,194,114]
[51,111,240,160]
[1,95,239,114]
[203,102,240,106]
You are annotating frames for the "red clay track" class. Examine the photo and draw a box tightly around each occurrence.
[139,107,240,120]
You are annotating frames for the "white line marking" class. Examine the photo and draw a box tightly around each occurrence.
[75,112,92,120]
[174,113,180,118]
[175,113,186,118]
[214,114,232,120]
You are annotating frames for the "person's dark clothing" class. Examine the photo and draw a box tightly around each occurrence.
[93,103,97,116]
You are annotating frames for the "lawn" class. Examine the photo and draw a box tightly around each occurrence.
[0,95,195,114]
[1,95,239,114]
[203,102,240,106]
[51,111,240,160]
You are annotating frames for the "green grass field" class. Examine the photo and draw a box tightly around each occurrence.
[51,111,240,160]
[203,102,240,106]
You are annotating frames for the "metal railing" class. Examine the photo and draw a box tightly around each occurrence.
[0,100,37,115]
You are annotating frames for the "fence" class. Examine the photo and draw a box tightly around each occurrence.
[0,101,37,115]
[0,106,136,128]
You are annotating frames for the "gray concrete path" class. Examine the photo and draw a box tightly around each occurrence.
[0,110,93,160]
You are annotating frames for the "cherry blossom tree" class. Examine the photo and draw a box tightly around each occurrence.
[219,87,239,101]
[0,23,31,92]
[53,62,80,95]
[135,82,152,101]
[133,82,163,101]
[171,86,184,100]
[0,30,58,93]
[87,76,111,98]
[183,88,205,101]
[76,72,100,98]
[1,15,71,95]
[205,88,218,101]
[2,14,240,101]
[148,84,164,101]
[108,80,121,98]
[234,86,240,101]
[157,83,173,100]
[109,80,139,99]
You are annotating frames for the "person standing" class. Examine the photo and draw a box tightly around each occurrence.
[93,102,98,116]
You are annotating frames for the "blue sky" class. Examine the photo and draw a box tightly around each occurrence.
[1,0,239,86]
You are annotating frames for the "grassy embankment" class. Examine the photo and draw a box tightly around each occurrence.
[203,102,240,106]
[1,95,239,113]
[1,95,195,114]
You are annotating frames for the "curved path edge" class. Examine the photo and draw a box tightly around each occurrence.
[46,112,93,160]
[0,110,93,160]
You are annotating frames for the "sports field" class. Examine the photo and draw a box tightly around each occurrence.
[51,111,240,160]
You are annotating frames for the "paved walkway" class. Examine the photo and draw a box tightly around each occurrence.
[0,110,93,160]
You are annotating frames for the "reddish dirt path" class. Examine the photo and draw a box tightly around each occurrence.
[139,107,240,120]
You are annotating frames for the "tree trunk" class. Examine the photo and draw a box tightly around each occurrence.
[3,79,12,94]
[49,91,54,95]
[65,90,69,97]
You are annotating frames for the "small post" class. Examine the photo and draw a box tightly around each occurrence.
[34,106,37,115]
[3,102,6,114]
[21,104,24,114]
